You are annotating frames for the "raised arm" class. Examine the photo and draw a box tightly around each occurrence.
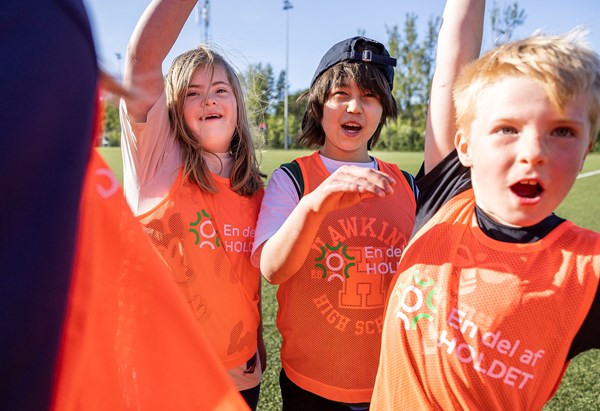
[424,0,485,174]
[122,0,197,122]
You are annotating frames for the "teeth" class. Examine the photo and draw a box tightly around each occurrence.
[520,179,536,185]
[343,123,361,129]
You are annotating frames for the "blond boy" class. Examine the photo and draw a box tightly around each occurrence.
[371,2,600,410]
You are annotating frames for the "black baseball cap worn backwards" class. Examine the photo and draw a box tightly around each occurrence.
[310,36,397,90]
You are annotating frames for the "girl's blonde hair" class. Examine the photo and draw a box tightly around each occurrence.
[165,45,264,196]
[298,61,398,150]
[454,29,600,142]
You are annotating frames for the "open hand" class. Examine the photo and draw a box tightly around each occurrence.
[303,165,396,214]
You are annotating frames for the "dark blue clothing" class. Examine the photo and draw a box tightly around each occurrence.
[0,1,97,409]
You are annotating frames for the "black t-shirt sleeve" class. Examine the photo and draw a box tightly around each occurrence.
[412,150,472,236]
[567,287,600,360]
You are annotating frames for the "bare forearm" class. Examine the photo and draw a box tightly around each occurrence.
[425,0,485,173]
[123,0,197,120]
[260,199,326,284]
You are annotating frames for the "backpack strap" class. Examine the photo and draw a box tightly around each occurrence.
[281,158,417,203]
[280,160,305,199]
[400,169,418,203]
[375,157,418,203]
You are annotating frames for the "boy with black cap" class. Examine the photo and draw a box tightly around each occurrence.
[251,35,416,409]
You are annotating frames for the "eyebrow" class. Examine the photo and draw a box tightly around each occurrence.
[188,80,230,89]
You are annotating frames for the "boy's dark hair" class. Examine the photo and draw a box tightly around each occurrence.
[298,38,399,150]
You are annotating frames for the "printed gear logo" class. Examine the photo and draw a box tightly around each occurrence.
[314,241,355,283]
[188,210,221,250]
[394,269,439,330]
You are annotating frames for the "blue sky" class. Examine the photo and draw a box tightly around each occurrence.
[84,0,600,92]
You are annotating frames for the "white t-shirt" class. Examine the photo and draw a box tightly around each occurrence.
[251,155,378,267]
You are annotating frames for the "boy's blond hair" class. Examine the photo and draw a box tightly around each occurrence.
[165,45,264,196]
[454,30,600,142]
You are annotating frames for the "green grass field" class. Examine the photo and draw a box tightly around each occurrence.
[99,147,599,411]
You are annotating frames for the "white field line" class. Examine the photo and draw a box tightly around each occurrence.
[577,169,600,179]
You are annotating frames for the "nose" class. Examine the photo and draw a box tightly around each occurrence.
[517,131,547,165]
[204,92,217,105]
[346,96,363,114]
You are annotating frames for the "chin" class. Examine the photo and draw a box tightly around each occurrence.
[482,208,538,228]
[506,213,548,228]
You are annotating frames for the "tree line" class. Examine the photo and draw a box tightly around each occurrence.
[100,1,598,152]
[240,12,441,152]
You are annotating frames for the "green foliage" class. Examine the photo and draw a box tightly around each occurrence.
[490,0,527,46]
[243,63,307,149]
[239,13,441,152]
[99,2,548,156]
[382,14,439,151]
[242,63,275,127]
[101,100,121,147]
[378,120,425,152]
[593,130,600,153]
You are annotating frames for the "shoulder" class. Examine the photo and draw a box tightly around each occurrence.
[120,92,181,212]
[411,150,471,234]
[558,222,600,253]
[279,160,304,200]
[278,152,323,199]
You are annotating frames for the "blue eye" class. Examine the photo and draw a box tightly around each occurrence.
[496,126,518,135]
[552,127,576,137]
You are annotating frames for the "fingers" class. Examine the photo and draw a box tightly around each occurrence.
[303,166,396,214]
[326,165,396,197]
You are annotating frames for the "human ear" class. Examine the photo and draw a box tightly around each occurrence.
[579,138,596,171]
[455,129,473,167]
[587,137,596,154]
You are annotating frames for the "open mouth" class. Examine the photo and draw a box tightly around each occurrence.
[510,179,543,199]
[341,123,362,133]
[202,114,222,121]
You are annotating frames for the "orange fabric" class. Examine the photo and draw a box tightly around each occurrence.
[52,150,248,411]
[277,152,416,403]
[138,171,263,369]
[372,189,600,411]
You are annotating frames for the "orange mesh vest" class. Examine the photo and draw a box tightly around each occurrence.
[52,151,249,410]
[277,152,416,403]
[139,171,263,369]
[372,189,600,411]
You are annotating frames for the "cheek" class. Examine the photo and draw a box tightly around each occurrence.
[182,104,194,126]
[467,143,511,178]
[551,148,587,179]
[364,105,383,133]
[321,107,335,127]
[369,103,383,121]
[322,103,335,118]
